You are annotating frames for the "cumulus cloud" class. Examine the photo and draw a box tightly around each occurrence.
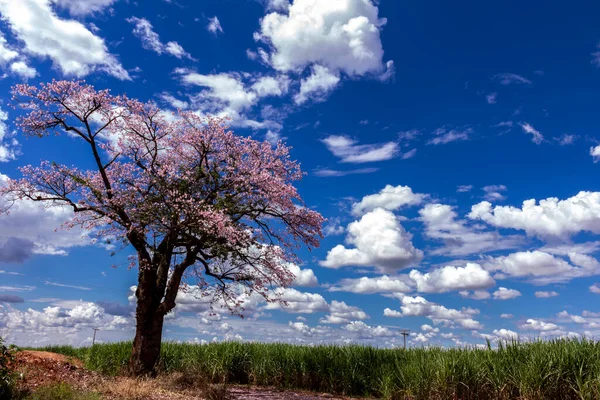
[384,294,483,330]
[0,0,129,79]
[590,145,600,163]
[321,135,399,164]
[320,208,423,273]
[591,284,600,294]
[351,184,426,216]
[492,328,519,341]
[294,65,340,104]
[9,61,37,79]
[175,69,287,130]
[492,287,521,300]
[520,318,559,332]
[0,302,131,346]
[535,291,559,298]
[319,301,368,324]
[329,275,413,294]
[0,106,19,163]
[127,17,194,60]
[342,321,394,338]
[287,264,319,287]
[419,203,522,256]
[482,185,507,202]
[52,0,118,15]
[459,290,491,300]
[520,123,544,145]
[409,264,495,294]
[468,192,600,239]
[0,174,93,260]
[483,251,600,285]
[256,0,389,77]
[457,185,473,193]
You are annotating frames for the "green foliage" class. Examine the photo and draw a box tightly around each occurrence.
[0,337,16,400]
[40,339,600,399]
[24,383,101,400]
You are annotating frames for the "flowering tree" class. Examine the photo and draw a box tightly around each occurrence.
[1,81,323,375]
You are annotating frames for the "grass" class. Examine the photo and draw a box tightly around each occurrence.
[21,383,101,400]
[38,338,600,399]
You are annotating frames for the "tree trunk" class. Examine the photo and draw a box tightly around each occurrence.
[129,298,165,376]
[128,257,166,377]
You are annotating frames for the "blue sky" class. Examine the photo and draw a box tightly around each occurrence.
[1,0,600,347]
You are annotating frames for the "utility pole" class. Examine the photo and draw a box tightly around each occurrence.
[92,328,99,346]
[400,329,410,349]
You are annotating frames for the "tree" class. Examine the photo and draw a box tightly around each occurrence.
[1,80,324,375]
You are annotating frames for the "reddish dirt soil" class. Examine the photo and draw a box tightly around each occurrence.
[11,351,363,400]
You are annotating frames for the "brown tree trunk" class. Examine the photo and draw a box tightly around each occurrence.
[128,258,166,376]
[129,301,165,376]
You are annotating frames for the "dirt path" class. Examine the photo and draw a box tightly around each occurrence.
[11,351,363,400]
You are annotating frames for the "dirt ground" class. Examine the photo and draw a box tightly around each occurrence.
[11,350,363,400]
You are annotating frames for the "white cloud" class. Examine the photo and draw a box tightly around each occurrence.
[321,135,399,163]
[342,321,394,338]
[468,192,600,239]
[0,32,18,63]
[319,301,368,324]
[493,73,532,85]
[256,0,389,77]
[287,264,319,287]
[500,313,513,319]
[351,184,426,216]
[127,17,194,60]
[556,134,577,146]
[0,0,129,79]
[251,75,290,98]
[329,275,413,294]
[459,290,491,300]
[486,92,497,104]
[265,288,329,314]
[0,174,93,261]
[9,60,36,79]
[207,16,224,35]
[159,93,189,110]
[294,65,340,104]
[401,148,417,159]
[264,0,290,12]
[483,251,600,285]
[384,294,483,330]
[520,319,559,332]
[492,328,518,341]
[457,185,473,193]
[482,185,507,202]
[52,0,117,15]
[590,284,600,294]
[419,203,522,256]
[176,69,284,130]
[322,217,345,236]
[492,287,521,300]
[535,291,559,298]
[0,107,19,163]
[0,302,132,347]
[409,263,495,294]
[320,208,423,273]
[590,145,600,163]
[520,123,544,145]
[313,167,378,177]
[427,127,471,145]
